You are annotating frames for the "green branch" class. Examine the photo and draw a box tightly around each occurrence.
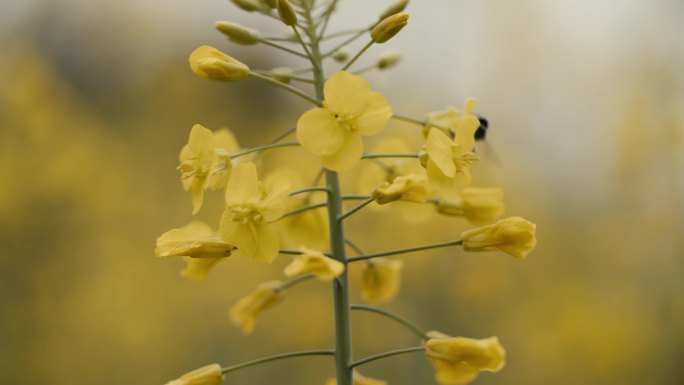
[351,304,427,339]
[338,197,374,221]
[230,141,300,159]
[347,240,464,263]
[249,72,321,106]
[349,346,425,368]
[222,350,335,374]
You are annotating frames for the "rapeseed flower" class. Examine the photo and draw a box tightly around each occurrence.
[436,187,505,225]
[372,173,428,204]
[284,248,344,281]
[178,124,239,214]
[422,116,480,199]
[424,98,478,138]
[220,162,290,263]
[230,280,283,334]
[461,216,537,259]
[189,45,250,81]
[425,332,505,385]
[165,363,224,385]
[297,71,392,171]
[155,221,233,259]
[361,257,404,304]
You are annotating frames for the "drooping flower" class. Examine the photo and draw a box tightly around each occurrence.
[461,216,537,259]
[220,162,290,263]
[180,257,225,282]
[325,370,387,385]
[230,280,283,334]
[424,332,505,385]
[189,45,250,82]
[165,363,224,385]
[178,124,239,214]
[361,257,404,304]
[284,247,344,281]
[422,116,480,199]
[155,221,233,259]
[435,187,505,225]
[372,173,428,204]
[297,71,393,171]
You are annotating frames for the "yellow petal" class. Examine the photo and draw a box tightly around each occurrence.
[220,214,257,256]
[321,132,364,171]
[454,116,480,156]
[213,127,241,153]
[361,258,403,304]
[225,162,260,205]
[425,129,456,177]
[324,71,372,116]
[356,91,393,136]
[426,159,460,200]
[284,248,344,281]
[230,281,283,334]
[180,257,225,281]
[251,221,280,263]
[461,216,537,259]
[297,108,345,156]
[260,176,291,221]
[165,363,224,385]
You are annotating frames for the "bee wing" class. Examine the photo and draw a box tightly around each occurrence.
[475,141,503,167]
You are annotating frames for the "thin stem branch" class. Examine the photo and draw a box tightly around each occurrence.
[344,239,364,255]
[281,202,327,218]
[318,0,336,40]
[230,141,300,159]
[348,240,464,263]
[292,26,316,65]
[353,65,376,75]
[257,38,309,58]
[349,346,425,368]
[249,72,321,106]
[280,274,315,290]
[361,153,420,160]
[342,194,372,200]
[222,350,335,374]
[290,186,331,196]
[392,114,449,132]
[350,304,427,338]
[342,40,374,71]
[268,127,296,145]
[322,27,369,41]
[279,249,305,255]
[338,197,374,221]
[254,70,314,84]
[324,28,370,57]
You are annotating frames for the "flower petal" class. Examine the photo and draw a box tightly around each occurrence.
[425,129,456,177]
[297,108,345,156]
[357,91,393,136]
[454,116,480,155]
[321,132,364,171]
[220,213,257,256]
[225,162,260,205]
[324,71,372,115]
[251,222,279,263]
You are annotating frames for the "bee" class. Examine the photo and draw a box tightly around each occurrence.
[474,114,501,166]
[475,115,488,141]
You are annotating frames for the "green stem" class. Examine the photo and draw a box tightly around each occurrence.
[344,239,364,255]
[348,240,464,263]
[342,194,372,200]
[221,350,335,374]
[361,153,420,159]
[393,114,450,132]
[323,28,370,57]
[249,72,321,106]
[338,197,374,221]
[230,141,300,159]
[322,27,368,41]
[350,304,427,339]
[289,186,331,196]
[342,40,374,71]
[280,274,315,290]
[257,38,308,58]
[292,26,316,66]
[281,202,327,218]
[349,346,425,368]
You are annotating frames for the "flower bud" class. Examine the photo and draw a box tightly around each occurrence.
[361,258,403,304]
[436,188,504,225]
[371,12,409,44]
[284,247,344,281]
[277,0,298,26]
[261,0,277,8]
[155,221,233,259]
[376,50,401,70]
[189,46,250,82]
[232,0,266,12]
[461,216,537,259]
[372,173,428,204]
[332,46,352,63]
[215,21,260,45]
[165,364,224,385]
[425,333,505,385]
[270,66,293,83]
[378,0,409,21]
[230,281,284,334]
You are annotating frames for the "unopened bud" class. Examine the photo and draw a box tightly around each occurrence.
[189,46,250,82]
[371,12,409,44]
[232,0,266,12]
[261,0,277,9]
[164,364,224,385]
[215,22,260,45]
[377,50,401,70]
[332,46,352,63]
[379,0,409,21]
[277,0,298,26]
[270,67,293,83]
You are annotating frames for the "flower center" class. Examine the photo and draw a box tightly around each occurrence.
[334,113,358,132]
[230,205,263,224]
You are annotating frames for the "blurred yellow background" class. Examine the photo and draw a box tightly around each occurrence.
[1,0,683,384]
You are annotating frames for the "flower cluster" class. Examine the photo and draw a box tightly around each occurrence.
[158,1,538,385]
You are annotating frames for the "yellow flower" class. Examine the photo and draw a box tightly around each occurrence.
[424,98,478,138]
[230,281,283,334]
[435,187,505,225]
[189,45,250,81]
[178,124,239,214]
[425,332,505,385]
[361,257,404,304]
[325,370,387,385]
[220,162,290,263]
[165,363,224,385]
[297,71,393,171]
[461,216,537,259]
[155,221,233,259]
[180,257,224,281]
[422,116,480,199]
[372,173,428,204]
[284,247,344,281]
